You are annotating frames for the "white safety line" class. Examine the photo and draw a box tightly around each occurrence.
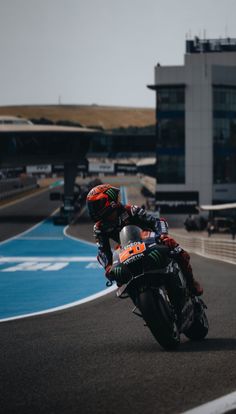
[0,284,117,323]
[0,208,60,246]
[182,391,236,414]
[64,225,96,246]
[0,187,50,211]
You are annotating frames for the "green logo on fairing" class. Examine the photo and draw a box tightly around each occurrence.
[114,267,122,278]
[149,250,163,266]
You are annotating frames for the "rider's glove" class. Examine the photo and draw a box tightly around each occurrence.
[160,234,178,249]
[159,218,169,234]
[105,264,113,280]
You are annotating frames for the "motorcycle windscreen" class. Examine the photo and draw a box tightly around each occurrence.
[119,225,142,247]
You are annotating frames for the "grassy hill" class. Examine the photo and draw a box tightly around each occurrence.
[0,105,155,130]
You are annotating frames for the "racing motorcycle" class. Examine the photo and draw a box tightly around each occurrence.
[108,225,209,350]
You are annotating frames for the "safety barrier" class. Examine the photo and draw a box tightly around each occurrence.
[171,231,236,265]
[0,177,38,201]
[139,174,156,195]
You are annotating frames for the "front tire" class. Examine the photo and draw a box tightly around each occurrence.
[137,287,180,350]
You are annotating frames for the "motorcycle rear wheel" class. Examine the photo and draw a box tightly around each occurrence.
[137,287,180,350]
[184,306,209,340]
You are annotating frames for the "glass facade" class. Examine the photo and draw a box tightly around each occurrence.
[89,134,156,155]
[213,87,236,183]
[0,131,91,166]
[157,87,185,183]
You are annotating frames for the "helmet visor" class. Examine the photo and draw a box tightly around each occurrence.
[87,198,108,221]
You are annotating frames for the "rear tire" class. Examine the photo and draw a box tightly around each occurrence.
[184,300,209,340]
[137,288,180,350]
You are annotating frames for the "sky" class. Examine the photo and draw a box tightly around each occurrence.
[0,0,236,108]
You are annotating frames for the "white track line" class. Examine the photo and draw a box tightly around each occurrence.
[0,187,50,211]
[64,225,96,246]
[0,208,60,246]
[182,391,236,414]
[0,285,116,323]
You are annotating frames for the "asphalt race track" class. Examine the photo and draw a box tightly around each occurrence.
[0,190,236,414]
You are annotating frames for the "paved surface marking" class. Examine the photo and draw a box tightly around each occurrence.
[0,187,50,211]
[182,390,236,414]
[0,185,128,321]
[0,217,111,321]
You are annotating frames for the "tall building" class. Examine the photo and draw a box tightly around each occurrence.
[148,37,236,213]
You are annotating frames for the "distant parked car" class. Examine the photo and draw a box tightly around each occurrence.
[210,217,234,233]
[0,171,6,180]
[184,214,207,231]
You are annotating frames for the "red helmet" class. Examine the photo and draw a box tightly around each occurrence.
[86,184,120,221]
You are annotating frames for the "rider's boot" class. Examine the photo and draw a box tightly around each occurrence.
[177,251,203,296]
[185,271,204,296]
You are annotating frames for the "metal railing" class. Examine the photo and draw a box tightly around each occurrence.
[140,175,156,195]
[0,177,38,201]
[171,231,236,265]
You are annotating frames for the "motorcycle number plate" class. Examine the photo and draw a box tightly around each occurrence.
[119,242,146,263]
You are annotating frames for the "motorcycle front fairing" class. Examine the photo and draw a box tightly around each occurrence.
[111,236,174,292]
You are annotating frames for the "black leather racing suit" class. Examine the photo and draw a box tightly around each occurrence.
[93,203,196,287]
[93,204,168,270]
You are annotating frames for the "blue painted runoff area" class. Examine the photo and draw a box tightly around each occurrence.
[0,220,106,320]
[0,186,127,321]
[120,185,128,205]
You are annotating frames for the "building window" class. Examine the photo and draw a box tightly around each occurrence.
[213,86,236,184]
[213,87,236,111]
[158,88,185,111]
[157,87,185,183]
[160,118,185,147]
[88,134,156,155]
[157,154,185,183]
[214,151,236,183]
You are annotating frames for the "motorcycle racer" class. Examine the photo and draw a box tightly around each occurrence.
[86,184,203,296]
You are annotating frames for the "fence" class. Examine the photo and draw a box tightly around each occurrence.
[139,174,156,195]
[0,177,38,201]
[171,231,236,265]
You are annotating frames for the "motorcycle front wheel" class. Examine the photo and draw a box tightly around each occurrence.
[137,287,180,350]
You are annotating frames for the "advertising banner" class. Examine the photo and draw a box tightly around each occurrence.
[26,165,52,174]
[52,162,88,174]
[115,163,137,174]
[89,163,115,173]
